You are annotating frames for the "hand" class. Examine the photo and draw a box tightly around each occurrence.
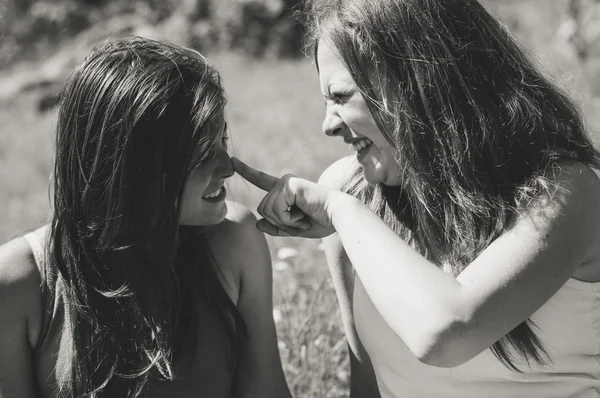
[232,157,345,238]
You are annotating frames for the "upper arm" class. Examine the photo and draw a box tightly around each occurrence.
[319,159,380,397]
[213,202,291,398]
[0,238,42,398]
[319,157,364,351]
[450,162,600,363]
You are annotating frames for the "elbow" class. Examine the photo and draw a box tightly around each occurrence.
[406,312,476,368]
[413,339,466,368]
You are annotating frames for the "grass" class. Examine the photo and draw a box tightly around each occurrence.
[1,3,599,396]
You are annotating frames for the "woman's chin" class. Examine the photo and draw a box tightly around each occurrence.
[362,165,386,185]
[202,207,228,226]
[362,162,403,187]
[180,203,228,226]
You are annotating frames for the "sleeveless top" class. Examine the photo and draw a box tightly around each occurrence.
[354,275,600,398]
[22,231,235,398]
[23,231,72,397]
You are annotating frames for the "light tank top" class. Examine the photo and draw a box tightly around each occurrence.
[354,275,600,397]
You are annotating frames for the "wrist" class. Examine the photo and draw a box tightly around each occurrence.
[329,192,363,230]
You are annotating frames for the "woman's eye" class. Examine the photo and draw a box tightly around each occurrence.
[329,93,349,104]
[222,134,229,149]
[197,151,215,166]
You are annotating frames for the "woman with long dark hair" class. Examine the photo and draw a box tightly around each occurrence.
[233,0,600,396]
[0,37,291,398]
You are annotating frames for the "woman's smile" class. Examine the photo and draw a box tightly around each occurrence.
[347,137,374,162]
[202,186,227,202]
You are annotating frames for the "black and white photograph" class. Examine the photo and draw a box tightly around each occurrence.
[1,1,600,397]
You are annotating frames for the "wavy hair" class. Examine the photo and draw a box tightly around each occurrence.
[48,37,245,397]
[303,0,600,370]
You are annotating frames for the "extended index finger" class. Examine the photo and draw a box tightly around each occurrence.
[231,157,279,191]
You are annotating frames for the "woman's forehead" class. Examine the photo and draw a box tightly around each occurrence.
[317,40,355,87]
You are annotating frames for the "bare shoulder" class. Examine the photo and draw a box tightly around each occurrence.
[207,201,264,258]
[538,162,600,233]
[549,162,600,279]
[205,201,270,302]
[0,231,44,349]
[541,161,600,200]
[318,155,360,190]
[553,161,600,194]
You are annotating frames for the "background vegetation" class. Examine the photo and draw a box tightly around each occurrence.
[1,0,599,396]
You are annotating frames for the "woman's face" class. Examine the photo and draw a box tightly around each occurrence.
[180,127,233,226]
[317,40,402,186]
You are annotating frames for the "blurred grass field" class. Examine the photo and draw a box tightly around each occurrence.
[1,1,600,397]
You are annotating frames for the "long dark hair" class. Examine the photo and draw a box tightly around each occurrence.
[48,37,245,397]
[303,0,600,370]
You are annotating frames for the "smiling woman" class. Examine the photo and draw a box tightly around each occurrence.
[318,40,402,186]
[180,128,233,226]
[0,37,291,398]
[231,0,600,397]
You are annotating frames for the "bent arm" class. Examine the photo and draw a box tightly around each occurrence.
[0,239,42,398]
[329,163,600,367]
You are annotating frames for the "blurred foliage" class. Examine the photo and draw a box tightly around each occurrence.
[211,0,305,57]
[1,0,599,65]
[0,0,307,67]
[1,0,600,125]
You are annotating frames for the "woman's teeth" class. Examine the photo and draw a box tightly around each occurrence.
[352,138,372,152]
[202,187,223,199]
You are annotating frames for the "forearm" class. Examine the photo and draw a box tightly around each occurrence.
[330,195,468,361]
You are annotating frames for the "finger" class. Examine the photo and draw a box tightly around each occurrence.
[288,206,311,230]
[271,199,311,231]
[261,183,310,231]
[262,179,302,227]
[258,185,297,232]
[264,189,288,226]
[231,157,279,192]
[257,193,281,229]
[261,217,302,237]
[256,219,302,237]
[256,218,301,237]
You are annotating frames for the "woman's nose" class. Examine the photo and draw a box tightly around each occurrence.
[322,109,344,137]
[214,150,234,179]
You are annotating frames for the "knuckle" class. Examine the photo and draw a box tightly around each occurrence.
[283,175,299,190]
[281,173,296,183]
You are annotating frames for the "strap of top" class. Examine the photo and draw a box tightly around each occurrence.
[23,232,46,279]
[23,231,54,352]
